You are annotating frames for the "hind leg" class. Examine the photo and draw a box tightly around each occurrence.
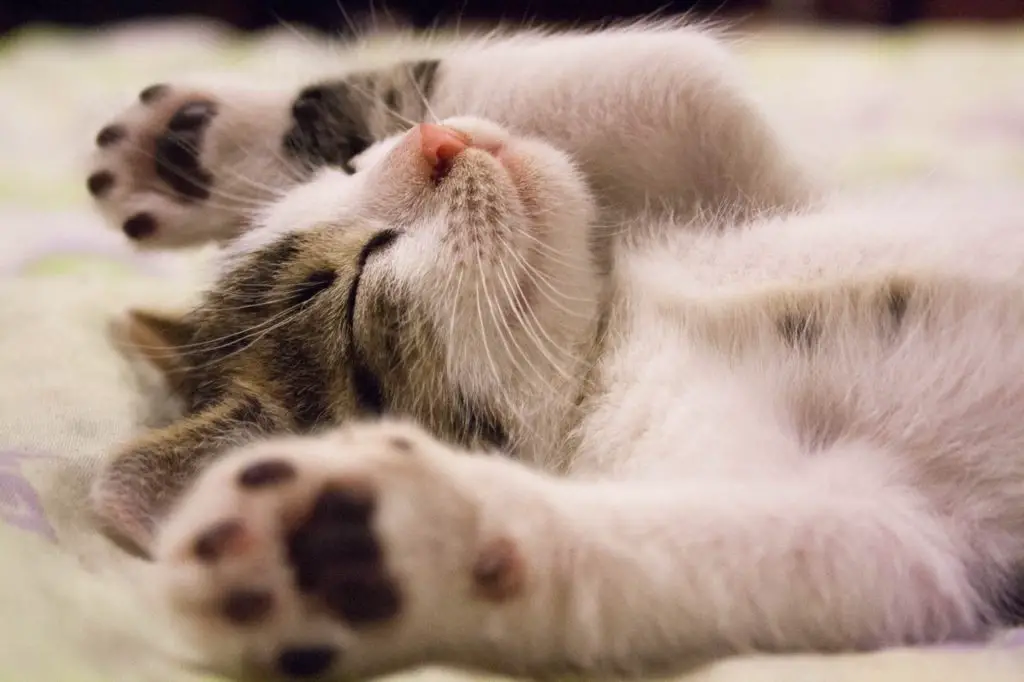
[86,83,310,248]
[85,60,442,248]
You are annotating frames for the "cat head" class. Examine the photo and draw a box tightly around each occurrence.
[96,117,605,553]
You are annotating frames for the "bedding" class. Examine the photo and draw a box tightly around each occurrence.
[0,18,1023,681]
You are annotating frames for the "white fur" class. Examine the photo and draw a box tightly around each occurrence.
[98,21,1024,681]
[90,21,814,250]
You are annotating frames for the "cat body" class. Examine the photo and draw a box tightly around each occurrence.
[83,20,1024,681]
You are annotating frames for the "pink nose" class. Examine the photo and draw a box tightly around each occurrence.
[418,123,471,168]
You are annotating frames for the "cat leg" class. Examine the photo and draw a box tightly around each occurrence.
[91,390,292,558]
[151,421,986,680]
[85,61,440,249]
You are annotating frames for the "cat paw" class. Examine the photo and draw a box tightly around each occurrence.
[86,83,302,248]
[153,421,535,679]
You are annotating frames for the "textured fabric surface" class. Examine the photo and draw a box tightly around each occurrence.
[1,19,1023,681]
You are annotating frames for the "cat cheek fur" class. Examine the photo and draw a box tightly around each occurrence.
[355,121,605,461]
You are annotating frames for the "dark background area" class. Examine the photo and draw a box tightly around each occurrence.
[0,0,1021,36]
[0,0,754,35]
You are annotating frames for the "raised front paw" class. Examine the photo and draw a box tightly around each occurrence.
[86,83,302,248]
[153,421,537,679]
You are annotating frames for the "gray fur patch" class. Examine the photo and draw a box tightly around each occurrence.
[282,60,444,173]
[777,311,821,350]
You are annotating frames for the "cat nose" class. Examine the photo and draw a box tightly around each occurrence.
[418,123,471,168]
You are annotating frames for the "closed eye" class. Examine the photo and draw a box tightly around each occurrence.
[291,269,337,306]
[346,229,400,326]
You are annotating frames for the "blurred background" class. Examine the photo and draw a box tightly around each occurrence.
[0,0,1019,282]
[1,0,1022,35]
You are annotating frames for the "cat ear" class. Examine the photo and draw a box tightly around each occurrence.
[110,307,196,396]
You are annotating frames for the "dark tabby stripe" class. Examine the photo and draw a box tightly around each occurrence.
[885,282,911,329]
[777,311,820,350]
[408,59,441,99]
[452,392,509,452]
[226,394,277,428]
[992,570,1024,626]
[345,229,400,414]
[268,336,334,430]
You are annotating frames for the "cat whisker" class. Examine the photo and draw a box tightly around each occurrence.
[494,256,580,389]
[474,256,511,390]
[493,241,589,372]
[501,243,596,317]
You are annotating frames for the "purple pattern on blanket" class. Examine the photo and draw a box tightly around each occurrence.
[0,449,56,541]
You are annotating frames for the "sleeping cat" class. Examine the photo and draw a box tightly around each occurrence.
[89,21,814,549]
[86,21,1024,682]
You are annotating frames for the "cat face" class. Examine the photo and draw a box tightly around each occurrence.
[134,117,602,466]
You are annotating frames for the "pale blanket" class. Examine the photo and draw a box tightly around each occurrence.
[1,19,1023,681]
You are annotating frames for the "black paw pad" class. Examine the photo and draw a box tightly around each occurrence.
[95,124,126,148]
[168,102,216,132]
[87,171,115,198]
[154,100,216,201]
[122,212,157,240]
[238,459,297,489]
[139,83,170,104]
[286,485,402,626]
[309,485,376,524]
[276,646,337,678]
[323,573,401,624]
[283,82,371,172]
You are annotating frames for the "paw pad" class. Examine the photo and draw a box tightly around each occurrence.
[122,213,157,240]
[156,425,495,677]
[86,170,115,197]
[286,485,402,625]
[276,646,338,678]
[291,86,328,124]
[95,124,125,148]
[154,100,217,201]
[139,83,170,104]
[472,537,524,602]
[88,87,225,247]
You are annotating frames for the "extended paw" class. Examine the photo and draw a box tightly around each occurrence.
[86,63,444,250]
[86,83,302,248]
[154,421,532,679]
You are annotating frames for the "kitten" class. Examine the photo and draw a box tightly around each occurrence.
[151,119,1024,680]
[86,21,1024,682]
[89,21,814,550]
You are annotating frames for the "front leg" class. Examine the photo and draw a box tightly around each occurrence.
[153,423,983,679]
[153,420,561,679]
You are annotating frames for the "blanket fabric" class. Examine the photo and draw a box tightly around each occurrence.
[0,19,1023,681]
